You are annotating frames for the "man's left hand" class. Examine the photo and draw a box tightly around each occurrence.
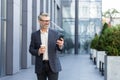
[56,38,64,48]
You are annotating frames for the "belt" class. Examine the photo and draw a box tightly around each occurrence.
[43,60,49,63]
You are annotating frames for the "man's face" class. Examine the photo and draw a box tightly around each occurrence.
[39,16,50,29]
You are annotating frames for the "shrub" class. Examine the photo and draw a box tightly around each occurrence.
[91,23,120,56]
[95,23,109,51]
[90,33,99,49]
[103,26,120,56]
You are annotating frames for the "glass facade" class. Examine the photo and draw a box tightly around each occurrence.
[78,0,102,53]
[62,0,75,54]
[62,0,102,54]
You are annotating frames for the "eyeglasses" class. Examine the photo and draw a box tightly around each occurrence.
[40,20,50,22]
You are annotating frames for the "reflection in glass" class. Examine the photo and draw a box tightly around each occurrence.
[62,0,102,54]
[78,0,102,54]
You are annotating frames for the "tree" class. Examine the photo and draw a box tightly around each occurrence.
[102,8,120,26]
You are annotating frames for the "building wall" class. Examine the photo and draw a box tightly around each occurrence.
[36,0,40,30]
[47,0,51,15]
[3,0,33,75]
[13,0,21,73]
[6,0,14,75]
[27,0,32,68]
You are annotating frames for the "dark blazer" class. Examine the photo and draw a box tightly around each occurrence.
[29,28,62,74]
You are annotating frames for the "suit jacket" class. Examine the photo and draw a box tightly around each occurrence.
[29,28,62,73]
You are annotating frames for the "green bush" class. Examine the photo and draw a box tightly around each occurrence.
[97,26,113,51]
[94,23,108,51]
[91,23,120,56]
[90,33,99,49]
[101,26,120,56]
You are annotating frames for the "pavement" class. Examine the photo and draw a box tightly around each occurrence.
[0,54,104,80]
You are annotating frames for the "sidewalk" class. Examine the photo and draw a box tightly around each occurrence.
[59,54,104,80]
[0,54,104,80]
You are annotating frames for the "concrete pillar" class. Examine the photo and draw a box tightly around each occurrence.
[0,0,2,76]
[6,0,21,74]
[21,0,32,69]
[75,0,79,54]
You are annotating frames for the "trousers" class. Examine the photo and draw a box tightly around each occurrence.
[36,61,58,80]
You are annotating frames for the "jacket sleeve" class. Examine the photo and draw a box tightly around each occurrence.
[29,33,42,57]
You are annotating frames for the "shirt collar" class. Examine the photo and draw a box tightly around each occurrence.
[40,29,48,34]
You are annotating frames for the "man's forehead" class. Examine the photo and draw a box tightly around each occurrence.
[41,16,50,20]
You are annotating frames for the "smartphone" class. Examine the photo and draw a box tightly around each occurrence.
[58,35,64,41]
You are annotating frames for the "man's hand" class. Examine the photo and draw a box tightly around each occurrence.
[56,38,64,48]
[38,45,46,55]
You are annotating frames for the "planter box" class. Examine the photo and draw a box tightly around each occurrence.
[96,51,106,76]
[90,49,97,65]
[105,56,120,80]
[96,51,106,68]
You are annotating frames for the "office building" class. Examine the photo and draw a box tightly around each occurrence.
[0,0,102,77]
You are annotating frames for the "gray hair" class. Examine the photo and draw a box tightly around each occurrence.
[38,12,49,20]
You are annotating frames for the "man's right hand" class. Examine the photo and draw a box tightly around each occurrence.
[38,45,46,55]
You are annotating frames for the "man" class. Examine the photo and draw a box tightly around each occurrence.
[29,12,64,80]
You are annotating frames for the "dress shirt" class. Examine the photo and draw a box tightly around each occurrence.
[40,30,48,60]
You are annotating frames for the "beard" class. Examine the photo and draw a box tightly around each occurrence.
[41,25,49,29]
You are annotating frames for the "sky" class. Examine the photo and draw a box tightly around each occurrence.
[102,0,120,12]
